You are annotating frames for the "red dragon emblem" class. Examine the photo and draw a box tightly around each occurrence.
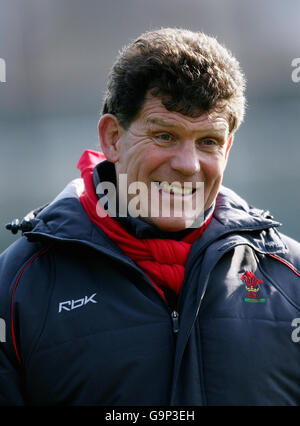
[240,271,265,303]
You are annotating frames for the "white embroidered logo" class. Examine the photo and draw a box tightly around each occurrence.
[58,293,97,313]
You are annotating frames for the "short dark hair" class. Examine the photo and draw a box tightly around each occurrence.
[102,28,246,134]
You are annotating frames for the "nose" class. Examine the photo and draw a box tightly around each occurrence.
[170,141,200,176]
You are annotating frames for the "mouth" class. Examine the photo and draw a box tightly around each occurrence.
[154,181,197,196]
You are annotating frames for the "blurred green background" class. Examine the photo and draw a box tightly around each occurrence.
[1,0,300,253]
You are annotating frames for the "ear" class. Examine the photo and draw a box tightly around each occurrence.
[98,114,124,163]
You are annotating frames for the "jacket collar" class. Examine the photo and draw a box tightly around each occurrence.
[214,185,281,230]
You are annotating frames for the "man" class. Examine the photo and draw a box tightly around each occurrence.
[0,28,300,406]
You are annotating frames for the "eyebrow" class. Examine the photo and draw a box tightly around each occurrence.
[145,118,228,135]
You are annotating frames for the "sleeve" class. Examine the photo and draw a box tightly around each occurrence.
[0,245,26,405]
[0,342,25,405]
[0,237,48,406]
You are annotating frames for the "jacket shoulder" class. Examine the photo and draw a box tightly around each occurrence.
[256,232,300,310]
[275,232,300,274]
[0,237,51,289]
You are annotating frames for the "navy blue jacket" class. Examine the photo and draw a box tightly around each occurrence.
[0,180,300,405]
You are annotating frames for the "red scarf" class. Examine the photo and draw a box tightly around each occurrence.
[78,150,213,301]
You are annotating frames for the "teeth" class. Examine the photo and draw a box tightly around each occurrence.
[155,181,194,195]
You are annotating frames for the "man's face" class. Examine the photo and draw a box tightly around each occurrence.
[102,94,233,231]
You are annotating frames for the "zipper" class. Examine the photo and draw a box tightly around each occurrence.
[171,310,180,334]
[170,240,255,404]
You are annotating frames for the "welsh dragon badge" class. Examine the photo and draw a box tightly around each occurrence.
[241,271,266,303]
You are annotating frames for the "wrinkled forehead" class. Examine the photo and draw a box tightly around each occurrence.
[138,94,230,135]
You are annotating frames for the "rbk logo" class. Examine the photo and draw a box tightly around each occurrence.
[241,271,266,303]
[58,293,97,313]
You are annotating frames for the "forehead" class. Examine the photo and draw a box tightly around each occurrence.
[135,94,229,134]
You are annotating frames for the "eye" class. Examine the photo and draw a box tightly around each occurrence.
[157,133,172,141]
[202,139,217,146]
[198,139,219,151]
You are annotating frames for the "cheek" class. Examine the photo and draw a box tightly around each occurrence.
[201,157,225,179]
[120,145,162,181]
[138,146,168,174]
